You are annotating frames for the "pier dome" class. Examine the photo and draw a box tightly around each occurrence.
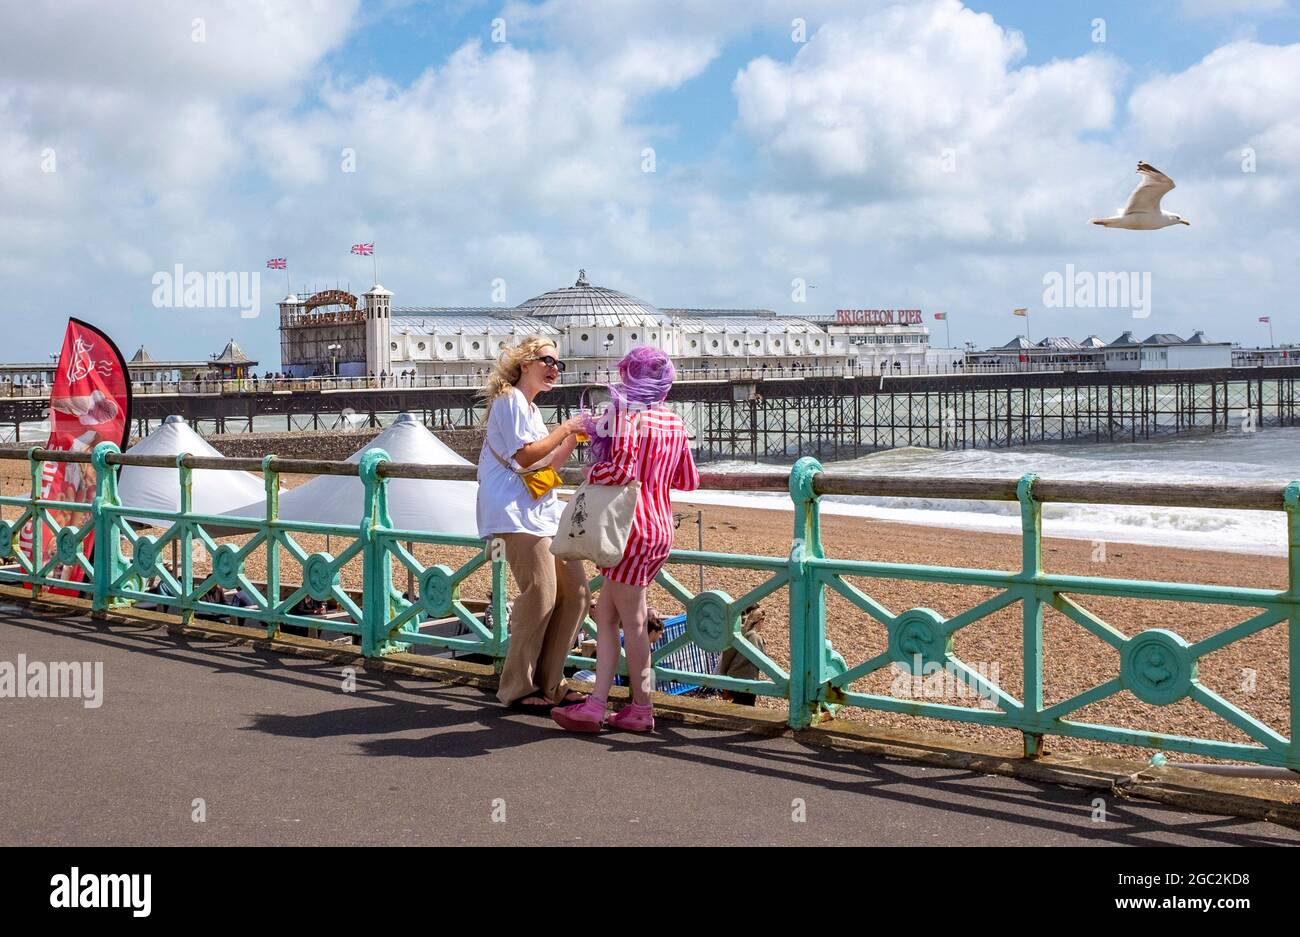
[517,270,667,328]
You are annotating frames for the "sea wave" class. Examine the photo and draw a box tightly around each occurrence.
[689,427,1300,556]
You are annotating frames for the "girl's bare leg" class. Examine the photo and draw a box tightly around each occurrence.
[593,581,622,702]
[608,580,652,705]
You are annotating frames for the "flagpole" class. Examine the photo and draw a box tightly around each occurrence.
[1270,320,1275,347]
[946,316,951,349]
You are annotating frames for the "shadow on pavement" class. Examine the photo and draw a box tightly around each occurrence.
[7,610,1298,847]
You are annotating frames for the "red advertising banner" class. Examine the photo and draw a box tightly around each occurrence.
[20,318,132,591]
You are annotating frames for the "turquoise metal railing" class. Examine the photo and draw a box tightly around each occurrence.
[0,444,1296,768]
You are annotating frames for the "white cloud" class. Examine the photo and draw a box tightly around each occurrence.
[5,0,1300,363]
[1130,40,1300,171]
[608,37,721,92]
[0,0,361,350]
[731,0,1124,248]
[0,0,359,93]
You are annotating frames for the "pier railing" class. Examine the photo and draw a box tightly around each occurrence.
[0,361,1143,398]
[1,445,1296,768]
[7,357,1300,401]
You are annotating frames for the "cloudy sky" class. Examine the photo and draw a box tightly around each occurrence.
[3,0,1299,366]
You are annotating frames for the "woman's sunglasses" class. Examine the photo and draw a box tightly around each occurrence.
[534,354,567,373]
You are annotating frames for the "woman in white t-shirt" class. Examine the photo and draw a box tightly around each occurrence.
[477,336,590,712]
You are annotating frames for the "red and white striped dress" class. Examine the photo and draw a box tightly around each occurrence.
[588,405,700,586]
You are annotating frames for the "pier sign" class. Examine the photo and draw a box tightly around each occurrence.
[835,309,924,325]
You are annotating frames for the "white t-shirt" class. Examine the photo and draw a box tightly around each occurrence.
[476,387,565,539]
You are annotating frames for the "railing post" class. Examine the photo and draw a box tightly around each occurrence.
[1017,473,1045,757]
[358,448,394,657]
[27,448,43,599]
[262,455,280,638]
[788,456,825,729]
[1285,482,1300,769]
[490,537,508,667]
[90,442,123,613]
[173,454,195,626]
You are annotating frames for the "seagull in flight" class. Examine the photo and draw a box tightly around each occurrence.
[1091,162,1190,230]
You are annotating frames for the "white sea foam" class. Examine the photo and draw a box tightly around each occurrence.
[687,428,1300,557]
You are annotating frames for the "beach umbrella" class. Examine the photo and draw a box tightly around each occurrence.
[225,413,478,537]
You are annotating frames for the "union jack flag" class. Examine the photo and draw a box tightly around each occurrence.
[1259,316,1271,323]
[351,243,374,256]
[266,258,287,269]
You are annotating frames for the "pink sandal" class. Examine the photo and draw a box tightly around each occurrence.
[607,702,654,733]
[551,695,608,733]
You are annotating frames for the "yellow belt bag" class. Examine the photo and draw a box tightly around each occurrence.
[520,466,563,499]
[488,443,563,500]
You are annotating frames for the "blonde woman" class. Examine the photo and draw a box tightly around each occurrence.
[477,337,590,712]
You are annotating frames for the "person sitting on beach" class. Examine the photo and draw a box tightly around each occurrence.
[226,587,255,628]
[483,589,514,634]
[717,604,767,706]
[195,584,227,621]
[647,607,665,645]
[291,596,322,616]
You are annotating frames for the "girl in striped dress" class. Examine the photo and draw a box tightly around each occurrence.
[552,347,699,734]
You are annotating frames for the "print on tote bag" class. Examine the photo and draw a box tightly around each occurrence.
[569,492,589,537]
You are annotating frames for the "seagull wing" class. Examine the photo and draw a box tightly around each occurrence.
[1121,162,1175,216]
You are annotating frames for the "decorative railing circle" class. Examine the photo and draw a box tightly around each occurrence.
[0,519,13,558]
[304,552,339,602]
[419,565,455,618]
[888,607,952,671]
[212,544,241,590]
[54,526,80,568]
[1121,629,1196,706]
[133,536,159,578]
[687,589,737,653]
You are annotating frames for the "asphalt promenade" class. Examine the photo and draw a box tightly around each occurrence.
[2,605,1297,846]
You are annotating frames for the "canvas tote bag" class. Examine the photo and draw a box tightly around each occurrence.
[550,478,640,566]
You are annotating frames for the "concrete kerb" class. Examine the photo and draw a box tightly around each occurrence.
[3,583,1299,831]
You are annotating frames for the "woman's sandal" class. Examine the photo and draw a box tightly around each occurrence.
[507,695,554,712]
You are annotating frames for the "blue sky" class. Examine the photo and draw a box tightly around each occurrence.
[4,0,1300,366]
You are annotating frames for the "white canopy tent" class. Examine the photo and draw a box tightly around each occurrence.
[118,416,268,523]
[225,413,479,536]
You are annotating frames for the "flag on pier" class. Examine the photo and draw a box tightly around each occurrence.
[934,311,951,347]
[1260,315,1275,345]
[352,242,378,282]
[19,318,132,594]
[1013,308,1028,317]
[266,258,287,269]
